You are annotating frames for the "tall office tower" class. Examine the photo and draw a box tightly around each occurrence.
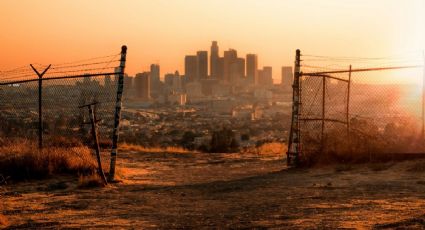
[246,54,258,85]
[223,49,238,83]
[262,66,273,85]
[123,74,133,96]
[185,55,197,82]
[104,74,112,87]
[217,57,224,80]
[114,67,120,82]
[281,66,293,88]
[134,72,151,100]
[150,64,160,91]
[210,41,219,79]
[230,58,245,83]
[237,58,245,78]
[164,71,182,92]
[197,51,208,80]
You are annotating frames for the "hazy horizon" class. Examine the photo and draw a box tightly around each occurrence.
[0,0,424,82]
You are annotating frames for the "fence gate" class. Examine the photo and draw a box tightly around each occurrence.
[287,50,425,165]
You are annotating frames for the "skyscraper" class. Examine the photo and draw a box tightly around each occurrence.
[217,57,224,81]
[229,57,245,83]
[184,55,197,82]
[259,66,273,86]
[262,66,273,85]
[223,49,237,83]
[281,66,293,88]
[134,72,150,100]
[151,64,160,84]
[210,41,219,79]
[150,64,160,92]
[246,54,258,85]
[197,51,208,80]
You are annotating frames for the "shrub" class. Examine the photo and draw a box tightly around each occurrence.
[0,214,8,227]
[0,139,97,181]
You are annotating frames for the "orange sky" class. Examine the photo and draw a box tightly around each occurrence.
[0,0,424,82]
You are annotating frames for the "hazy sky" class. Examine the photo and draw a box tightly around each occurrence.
[0,0,424,81]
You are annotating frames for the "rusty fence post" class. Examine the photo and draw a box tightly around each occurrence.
[109,45,127,181]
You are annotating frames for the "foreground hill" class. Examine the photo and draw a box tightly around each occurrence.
[1,150,425,229]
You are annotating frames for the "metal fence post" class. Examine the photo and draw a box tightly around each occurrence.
[287,49,301,166]
[30,64,51,150]
[108,45,127,181]
[347,65,352,153]
[321,75,326,151]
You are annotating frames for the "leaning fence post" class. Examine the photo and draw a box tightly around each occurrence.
[347,65,352,153]
[108,45,127,181]
[421,51,425,151]
[287,49,302,166]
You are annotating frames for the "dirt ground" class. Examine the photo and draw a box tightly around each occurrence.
[2,151,425,229]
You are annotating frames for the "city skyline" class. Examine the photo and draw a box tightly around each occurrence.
[1,0,424,82]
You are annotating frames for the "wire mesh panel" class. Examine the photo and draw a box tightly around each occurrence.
[298,52,425,161]
[0,52,122,149]
[0,81,39,140]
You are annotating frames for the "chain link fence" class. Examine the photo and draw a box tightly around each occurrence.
[0,53,123,149]
[298,53,425,162]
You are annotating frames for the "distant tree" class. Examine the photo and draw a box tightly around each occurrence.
[241,133,250,141]
[210,128,239,153]
[180,131,196,150]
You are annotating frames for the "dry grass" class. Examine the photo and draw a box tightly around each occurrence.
[119,143,192,154]
[0,139,97,181]
[256,142,287,155]
[243,142,287,156]
[0,214,8,228]
[78,174,105,188]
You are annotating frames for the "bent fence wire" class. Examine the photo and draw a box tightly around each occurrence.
[294,51,425,162]
[0,52,123,149]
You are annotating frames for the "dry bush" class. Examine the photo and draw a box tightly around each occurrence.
[300,118,425,166]
[0,139,97,180]
[78,174,105,188]
[0,214,8,227]
[253,142,287,156]
[240,142,286,155]
[119,143,191,154]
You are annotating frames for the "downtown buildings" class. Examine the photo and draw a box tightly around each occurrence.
[123,41,293,105]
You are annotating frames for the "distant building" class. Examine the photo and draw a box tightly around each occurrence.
[164,71,183,93]
[281,66,293,88]
[123,74,133,97]
[150,64,160,92]
[197,51,208,80]
[230,58,245,84]
[246,54,258,85]
[168,93,187,106]
[259,66,273,86]
[104,74,112,87]
[223,49,237,83]
[185,55,197,82]
[134,72,150,100]
[210,41,219,79]
[217,57,224,80]
[185,81,203,100]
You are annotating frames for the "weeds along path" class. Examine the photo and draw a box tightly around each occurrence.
[2,151,425,229]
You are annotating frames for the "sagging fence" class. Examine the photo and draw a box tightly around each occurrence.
[287,50,425,165]
[0,46,127,180]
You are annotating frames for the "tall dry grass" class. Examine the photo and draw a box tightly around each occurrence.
[119,143,192,154]
[0,214,8,228]
[0,139,97,181]
[243,142,287,156]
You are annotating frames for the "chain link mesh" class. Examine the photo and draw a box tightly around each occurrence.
[0,54,121,149]
[299,53,425,160]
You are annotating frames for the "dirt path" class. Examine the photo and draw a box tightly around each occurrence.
[2,151,425,229]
